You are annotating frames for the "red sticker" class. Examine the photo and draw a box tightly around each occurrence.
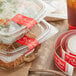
[12,14,37,29]
[17,36,39,50]
[65,53,76,67]
[54,52,66,72]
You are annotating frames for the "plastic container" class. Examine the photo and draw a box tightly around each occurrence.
[0,0,48,44]
[0,0,47,21]
[0,20,58,70]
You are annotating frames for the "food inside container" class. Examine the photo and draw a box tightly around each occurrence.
[0,20,58,70]
[0,0,48,45]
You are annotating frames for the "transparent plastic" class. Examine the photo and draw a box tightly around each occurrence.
[0,20,58,70]
[0,0,48,44]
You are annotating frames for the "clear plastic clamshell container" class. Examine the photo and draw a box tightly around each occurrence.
[0,0,48,44]
[0,20,58,70]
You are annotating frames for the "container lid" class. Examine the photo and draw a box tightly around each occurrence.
[68,35,76,55]
[0,0,48,36]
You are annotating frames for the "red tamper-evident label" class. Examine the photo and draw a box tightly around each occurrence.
[54,52,66,72]
[17,36,39,50]
[65,53,76,67]
[12,14,37,29]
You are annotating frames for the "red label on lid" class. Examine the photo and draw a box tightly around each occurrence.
[54,52,66,72]
[12,14,37,29]
[65,53,76,67]
[17,36,39,50]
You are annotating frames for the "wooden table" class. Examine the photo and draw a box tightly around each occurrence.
[29,20,68,76]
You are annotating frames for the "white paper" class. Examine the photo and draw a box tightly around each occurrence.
[42,0,67,19]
